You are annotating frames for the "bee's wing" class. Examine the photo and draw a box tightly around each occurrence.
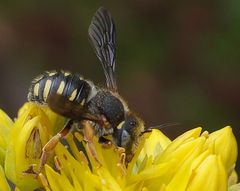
[46,93,101,122]
[88,7,117,92]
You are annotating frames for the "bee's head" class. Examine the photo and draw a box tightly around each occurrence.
[113,112,145,162]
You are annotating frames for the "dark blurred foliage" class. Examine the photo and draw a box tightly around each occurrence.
[0,1,239,173]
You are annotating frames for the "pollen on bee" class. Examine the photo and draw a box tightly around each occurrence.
[57,81,65,94]
[43,80,52,101]
[33,83,40,97]
[69,89,78,101]
[39,173,49,188]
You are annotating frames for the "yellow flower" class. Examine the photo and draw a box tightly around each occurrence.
[43,128,239,191]
[4,102,65,190]
[0,109,13,166]
[0,103,239,191]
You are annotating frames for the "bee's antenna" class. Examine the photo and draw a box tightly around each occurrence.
[142,122,180,134]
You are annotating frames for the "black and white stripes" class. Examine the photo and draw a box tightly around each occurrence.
[28,70,92,106]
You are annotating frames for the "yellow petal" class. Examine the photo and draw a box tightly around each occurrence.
[216,156,228,191]
[128,159,176,184]
[0,109,13,130]
[206,126,238,172]
[140,129,171,158]
[0,165,11,191]
[0,109,13,166]
[54,143,100,190]
[83,171,102,190]
[0,148,5,168]
[159,184,167,191]
[157,136,206,182]
[186,155,227,191]
[96,167,122,191]
[125,182,144,191]
[154,128,202,164]
[127,132,150,175]
[142,187,149,191]
[41,106,66,134]
[228,170,238,186]
[165,138,206,191]
[229,183,240,191]
[45,165,76,191]
[14,187,21,191]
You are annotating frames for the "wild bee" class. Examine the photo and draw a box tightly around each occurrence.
[27,7,146,174]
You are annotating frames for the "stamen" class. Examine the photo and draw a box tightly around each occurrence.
[54,156,63,170]
[39,173,49,188]
[117,153,126,176]
[79,151,89,165]
[115,147,125,155]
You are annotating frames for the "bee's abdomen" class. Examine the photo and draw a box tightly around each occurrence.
[28,71,91,105]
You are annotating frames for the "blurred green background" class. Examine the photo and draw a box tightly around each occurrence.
[0,1,239,173]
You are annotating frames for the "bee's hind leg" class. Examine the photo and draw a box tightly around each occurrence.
[24,120,74,177]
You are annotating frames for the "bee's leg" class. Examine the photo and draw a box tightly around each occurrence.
[24,120,74,176]
[98,136,112,149]
[82,120,102,167]
[38,120,74,173]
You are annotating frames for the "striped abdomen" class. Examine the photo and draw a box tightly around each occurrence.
[28,71,92,105]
